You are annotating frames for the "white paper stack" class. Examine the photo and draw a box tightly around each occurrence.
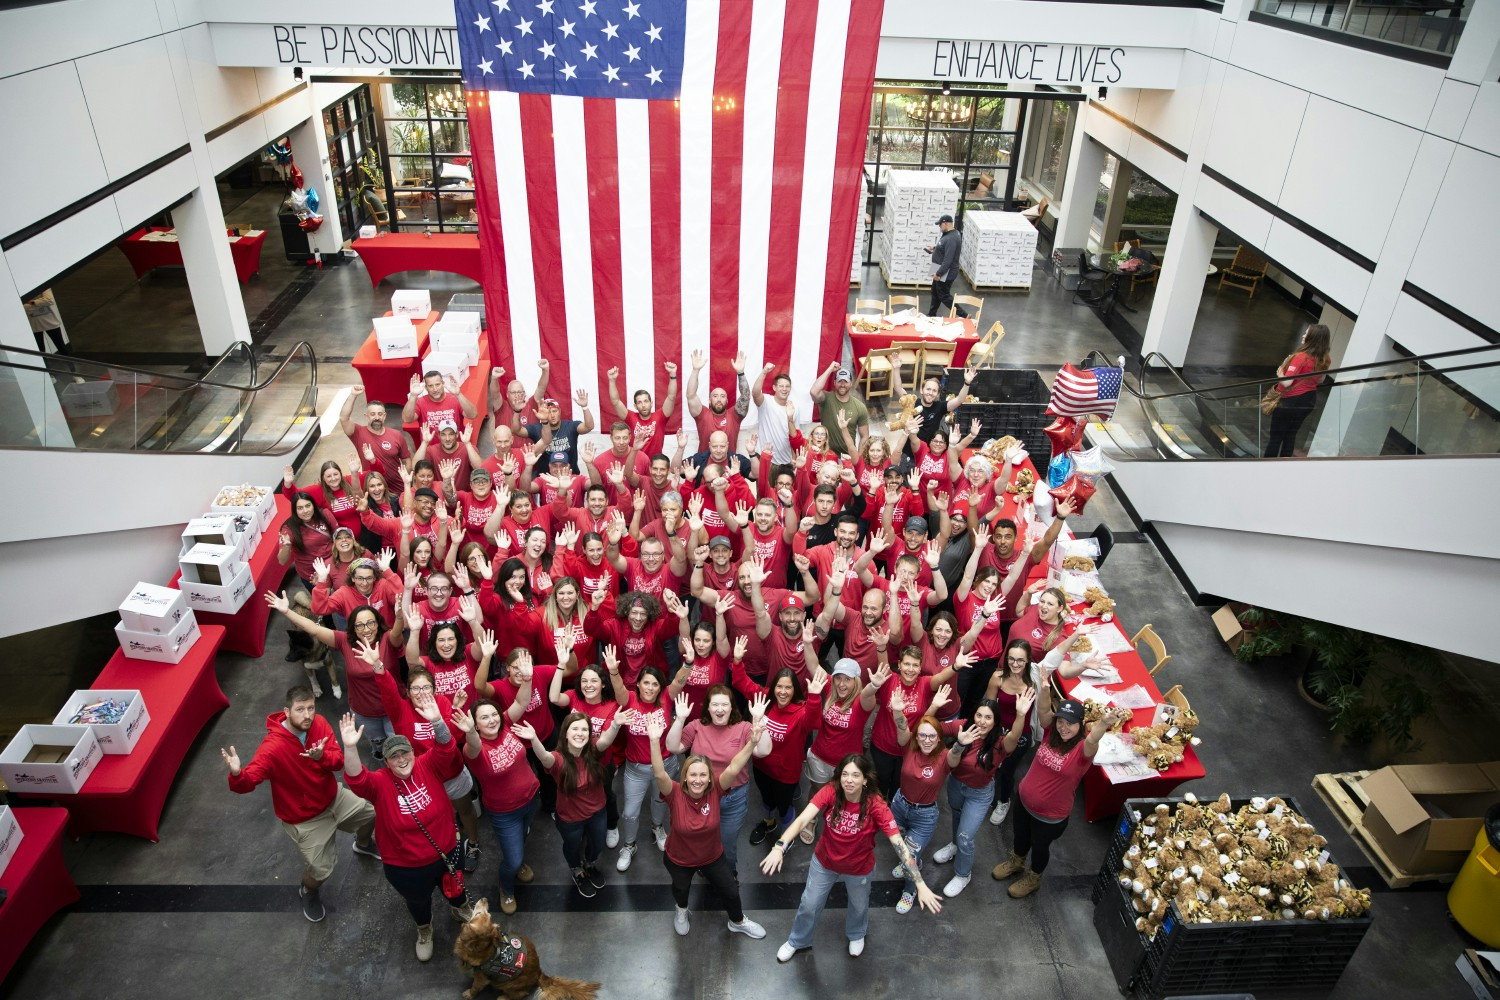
[958,210,1038,288]
[876,170,959,285]
[375,315,419,360]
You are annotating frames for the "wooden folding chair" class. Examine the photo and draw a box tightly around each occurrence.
[965,321,1006,369]
[915,344,956,388]
[859,347,897,399]
[1131,624,1173,677]
[853,297,888,315]
[888,294,920,311]
[888,340,927,389]
[950,294,983,326]
[1218,245,1269,299]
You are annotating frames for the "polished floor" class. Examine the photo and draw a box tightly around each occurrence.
[7,212,1497,1000]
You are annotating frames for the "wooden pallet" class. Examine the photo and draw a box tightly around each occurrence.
[1311,770,1457,889]
[959,264,1033,293]
[876,260,930,290]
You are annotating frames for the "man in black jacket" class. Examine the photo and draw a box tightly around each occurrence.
[925,214,966,317]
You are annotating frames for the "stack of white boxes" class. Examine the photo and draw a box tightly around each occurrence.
[958,210,1039,289]
[430,310,481,367]
[877,170,960,286]
[179,543,254,615]
[851,185,865,286]
[115,582,201,663]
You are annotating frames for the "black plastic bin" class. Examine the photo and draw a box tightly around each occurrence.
[1093,796,1372,1000]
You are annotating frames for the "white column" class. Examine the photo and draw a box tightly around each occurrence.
[1054,127,1105,250]
[170,187,252,354]
[286,115,344,256]
[1102,162,1132,249]
[0,249,75,447]
[1139,207,1217,364]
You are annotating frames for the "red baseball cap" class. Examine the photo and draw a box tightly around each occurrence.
[779,594,805,613]
[950,499,971,521]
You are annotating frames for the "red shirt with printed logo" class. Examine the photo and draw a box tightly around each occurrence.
[619,693,674,765]
[664,782,723,867]
[810,695,873,765]
[899,746,953,806]
[627,409,667,457]
[413,392,466,435]
[490,663,558,742]
[957,591,1004,659]
[752,695,821,784]
[585,614,675,688]
[811,783,898,876]
[346,736,463,867]
[1019,736,1091,820]
[547,751,606,822]
[375,669,454,755]
[870,675,934,756]
[465,723,540,814]
[350,424,413,488]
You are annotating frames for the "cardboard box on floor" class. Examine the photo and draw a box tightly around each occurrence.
[1359,762,1500,875]
[1212,604,1249,653]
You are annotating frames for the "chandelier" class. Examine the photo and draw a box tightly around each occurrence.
[430,87,465,116]
[905,95,972,126]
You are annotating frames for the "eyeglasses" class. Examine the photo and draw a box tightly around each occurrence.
[355,621,379,631]
[916,732,941,741]
[427,585,453,594]
[408,684,434,694]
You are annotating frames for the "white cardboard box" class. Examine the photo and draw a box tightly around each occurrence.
[179,561,255,614]
[430,323,480,366]
[54,689,150,755]
[440,311,481,337]
[59,380,119,416]
[115,611,201,663]
[0,806,20,878]
[374,315,418,360]
[358,225,377,239]
[0,724,103,795]
[210,485,276,531]
[422,350,470,385]
[180,543,247,587]
[118,582,190,634]
[178,515,253,564]
[391,289,432,318]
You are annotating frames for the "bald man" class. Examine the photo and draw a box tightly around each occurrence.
[685,429,753,490]
[489,360,551,429]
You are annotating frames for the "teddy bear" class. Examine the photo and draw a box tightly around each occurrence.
[1082,585,1115,619]
[884,393,919,432]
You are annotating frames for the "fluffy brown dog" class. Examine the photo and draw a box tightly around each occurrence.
[453,898,600,1000]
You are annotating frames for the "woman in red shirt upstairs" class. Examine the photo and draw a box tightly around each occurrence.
[764,753,942,963]
[1265,322,1331,458]
[647,714,769,941]
[339,703,473,963]
[991,698,1131,899]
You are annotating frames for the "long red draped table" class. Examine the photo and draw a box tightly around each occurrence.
[118,227,266,284]
[353,233,482,286]
[993,458,1205,821]
[0,808,78,983]
[848,314,982,372]
[351,311,439,405]
[14,626,229,841]
[166,495,291,658]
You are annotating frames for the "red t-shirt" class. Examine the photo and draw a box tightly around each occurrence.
[806,542,866,615]
[675,654,728,721]
[566,692,623,765]
[592,447,649,485]
[811,783,898,876]
[978,544,1032,623]
[584,615,673,688]
[951,736,1005,789]
[350,424,413,488]
[957,592,1004,659]
[619,693,673,765]
[466,725,540,814]
[490,663,558,742]
[332,631,401,719]
[754,696,821,784]
[1012,604,1071,662]
[911,441,954,499]
[623,556,686,602]
[413,392,466,434]
[839,614,882,679]
[917,635,960,679]
[664,782,723,867]
[764,625,815,688]
[870,676,933,755]
[455,489,500,551]
[994,682,1035,734]
[374,670,454,754]
[744,523,790,581]
[712,586,789,680]
[810,695,873,765]
[423,441,474,489]
[899,747,952,805]
[694,405,742,451]
[1280,351,1324,397]
[424,649,481,709]
[1018,737,1091,820]
[547,752,606,822]
[627,410,667,456]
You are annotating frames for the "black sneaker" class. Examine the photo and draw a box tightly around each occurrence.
[463,838,480,873]
[352,838,381,861]
[571,868,598,898]
[748,819,777,847]
[299,885,326,923]
[582,862,606,889]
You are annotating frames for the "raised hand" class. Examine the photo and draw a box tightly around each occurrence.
[924,542,941,569]
[691,349,706,371]
[355,639,384,670]
[733,633,749,660]
[807,669,829,696]
[870,662,893,688]
[888,687,905,715]
[582,440,597,463]
[219,745,241,774]
[477,628,498,659]
[1016,686,1037,716]
[453,564,471,592]
[339,712,363,748]
[645,715,666,741]
[749,691,769,721]
[363,443,377,464]
[438,459,459,481]
[400,510,416,533]
[511,719,537,743]
[458,593,481,623]
[449,706,475,734]
[716,593,737,616]
[664,361,678,378]
[602,644,620,675]
[673,691,691,720]
[264,590,291,614]
[378,547,396,571]
[300,736,328,761]
[312,556,331,583]
[793,446,809,470]
[283,464,296,487]
[574,388,590,408]
[956,723,983,746]
[662,591,689,619]
[930,683,953,714]
[732,350,746,374]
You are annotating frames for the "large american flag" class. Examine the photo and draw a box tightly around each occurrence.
[454,0,884,430]
[1047,363,1123,419]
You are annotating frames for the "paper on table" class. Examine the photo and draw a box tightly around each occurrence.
[1087,627,1134,655]
[886,309,920,325]
[227,236,241,243]
[1108,685,1157,710]
[245,229,265,237]
[1067,680,1113,705]
[1103,757,1161,784]
[1075,659,1122,684]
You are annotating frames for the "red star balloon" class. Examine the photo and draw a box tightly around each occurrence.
[1045,416,1085,458]
[1049,474,1096,514]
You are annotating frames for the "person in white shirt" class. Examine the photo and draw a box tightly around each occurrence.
[751,365,796,468]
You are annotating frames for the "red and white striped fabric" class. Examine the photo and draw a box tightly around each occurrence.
[462,0,884,437]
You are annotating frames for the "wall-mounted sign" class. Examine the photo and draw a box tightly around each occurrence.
[876,37,1183,90]
[211,22,461,69]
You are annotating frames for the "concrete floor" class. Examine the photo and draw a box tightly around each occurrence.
[6,211,1497,1000]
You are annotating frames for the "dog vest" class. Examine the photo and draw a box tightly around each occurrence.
[478,935,527,981]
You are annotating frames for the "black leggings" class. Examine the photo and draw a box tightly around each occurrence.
[1011,802,1069,874]
[528,730,558,816]
[870,745,903,802]
[752,766,799,823]
[382,859,467,925]
[603,761,620,829]
[996,736,1032,804]
[957,658,996,721]
[663,853,745,921]
[1264,390,1316,458]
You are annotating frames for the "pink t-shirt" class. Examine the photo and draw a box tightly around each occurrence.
[679,720,754,790]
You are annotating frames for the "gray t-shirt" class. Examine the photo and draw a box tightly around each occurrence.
[938,532,974,595]
[758,398,794,464]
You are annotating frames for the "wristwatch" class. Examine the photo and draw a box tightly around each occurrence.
[775,839,791,851]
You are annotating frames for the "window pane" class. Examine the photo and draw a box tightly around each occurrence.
[389,155,434,188]
[427,84,466,119]
[1037,100,1071,193]
[387,120,431,155]
[387,83,428,118]
[972,97,1006,131]
[430,119,469,155]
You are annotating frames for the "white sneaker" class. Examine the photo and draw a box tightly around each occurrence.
[606,827,620,848]
[849,938,865,957]
[616,842,636,872]
[776,942,799,963]
[674,907,691,936]
[943,874,971,897]
[415,924,434,962]
[653,824,668,851]
[728,917,766,940]
[932,842,957,864]
[989,800,1011,826]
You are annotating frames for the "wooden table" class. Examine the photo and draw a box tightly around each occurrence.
[167,496,291,658]
[848,315,981,373]
[14,627,230,841]
[118,227,266,284]
[351,311,439,405]
[353,233,482,286]
[0,808,79,982]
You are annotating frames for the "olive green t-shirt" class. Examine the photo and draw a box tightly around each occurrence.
[820,393,869,451]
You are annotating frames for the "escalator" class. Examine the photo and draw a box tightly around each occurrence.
[0,341,321,637]
[1080,346,1500,661]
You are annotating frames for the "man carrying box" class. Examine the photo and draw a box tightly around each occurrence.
[223,686,380,922]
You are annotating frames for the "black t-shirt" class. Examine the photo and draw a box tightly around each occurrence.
[913,395,950,444]
[523,419,584,471]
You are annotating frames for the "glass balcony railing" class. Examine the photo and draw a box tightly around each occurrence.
[0,341,319,454]
[1253,1,1469,58]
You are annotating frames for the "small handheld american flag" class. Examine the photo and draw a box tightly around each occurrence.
[1047,363,1123,419]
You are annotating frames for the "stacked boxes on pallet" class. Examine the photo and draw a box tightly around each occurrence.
[877,170,959,285]
[958,211,1037,289]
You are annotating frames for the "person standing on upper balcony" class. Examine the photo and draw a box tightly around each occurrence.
[1264,324,1331,459]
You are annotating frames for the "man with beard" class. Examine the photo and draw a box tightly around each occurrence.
[341,389,410,488]
[687,348,750,451]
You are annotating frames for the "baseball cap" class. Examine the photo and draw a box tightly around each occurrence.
[906,515,929,534]
[333,526,355,539]
[470,467,491,481]
[540,396,560,407]
[437,418,458,432]
[835,368,851,382]
[1055,699,1086,725]
[708,535,733,549]
[548,450,571,465]
[382,734,414,756]
[831,658,861,679]
[414,487,439,501]
[936,214,954,225]
[778,594,805,613]
[950,499,970,521]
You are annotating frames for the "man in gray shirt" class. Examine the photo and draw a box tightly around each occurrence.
[925,214,966,318]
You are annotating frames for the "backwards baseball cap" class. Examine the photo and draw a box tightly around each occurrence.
[906,515,929,534]
[834,367,851,382]
[333,526,355,539]
[548,450,571,465]
[708,535,733,549]
[437,418,459,432]
[414,487,439,501]
[382,734,414,756]
[831,658,861,679]
[936,214,954,225]
[540,396,560,408]
[1055,699,1086,725]
[778,594,805,613]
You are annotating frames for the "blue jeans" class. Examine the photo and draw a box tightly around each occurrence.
[488,797,539,896]
[945,775,995,878]
[889,791,938,895]
[620,757,677,845]
[787,855,873,948]
[718,783,749,872]
[555,807,607,870]
[352,712,394,758]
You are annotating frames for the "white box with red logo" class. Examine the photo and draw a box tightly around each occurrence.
[422,350,470,386]
[54,689,150,755]
[430,322,480,366]
[118,582,190,634]
[178,543,254,614]
[210,484,277,531]
[0,806,20,877]
[114,611,201,663]
[178,514,257,564]
[0,724,103,795]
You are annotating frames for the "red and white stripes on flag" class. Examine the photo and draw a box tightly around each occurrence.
[464,0,884,437]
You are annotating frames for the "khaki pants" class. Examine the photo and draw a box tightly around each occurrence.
[281,786,375,882]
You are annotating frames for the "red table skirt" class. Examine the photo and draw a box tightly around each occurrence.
[15,626,229,841]
[848,315,981,372]
[0,808,79,983]
[118,228,265,284]
[167,496,291,658]
[353,234,482,286]
[351,311,439,405]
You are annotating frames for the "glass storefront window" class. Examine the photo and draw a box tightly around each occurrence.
[1252,0,1467,56]
[1036,100,1072,196]
[377,79,475,232]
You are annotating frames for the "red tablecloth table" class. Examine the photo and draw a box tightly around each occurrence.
[0,808,79,983]
[14,626,229,841]
[848,315,981,372]
[352,311,439,405]
[167,495,291,658]
[118,228,265,284]
[353,234,482,286]
[402,345,492,441]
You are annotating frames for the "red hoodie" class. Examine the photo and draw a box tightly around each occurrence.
[226,711,343,823]
[346,735,463,867]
